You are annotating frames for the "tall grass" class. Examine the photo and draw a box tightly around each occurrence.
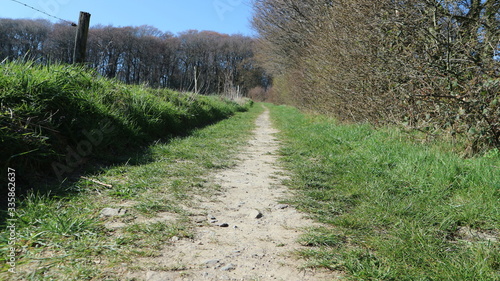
[0,104,262,279]
[0,64,260,279]
[0,60,251,185]
[270,104,500,280]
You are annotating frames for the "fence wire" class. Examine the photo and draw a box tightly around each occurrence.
[8,0,76,26]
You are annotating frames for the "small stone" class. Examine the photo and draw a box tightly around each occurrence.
[276,204,289,210]
[100,208,127,218]
[208,214,216,220]
[250,210,263,219]
[210,220,218,224]
[170,236,180,242]
[221,263,236,271]
[205,259,220,266]
[104,222,126,229]
[218,223,229,227]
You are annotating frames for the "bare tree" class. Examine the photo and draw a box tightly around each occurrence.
[252,0,499,150]
[0,19,268,98]
[0,19,51,60]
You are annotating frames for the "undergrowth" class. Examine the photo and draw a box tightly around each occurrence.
[270,104,500,281]
[0,60,251,201]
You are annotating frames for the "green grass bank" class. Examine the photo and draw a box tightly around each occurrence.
[269,104,499,280]
[0,98,262,280]
[1,61,251,194]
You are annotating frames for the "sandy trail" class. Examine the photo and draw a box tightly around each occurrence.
[129,107,337,280]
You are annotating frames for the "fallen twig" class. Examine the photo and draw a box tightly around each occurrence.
[81,176,113,188]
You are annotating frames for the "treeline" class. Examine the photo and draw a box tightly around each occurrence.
[252,0,500,152]
[0,18,269,95]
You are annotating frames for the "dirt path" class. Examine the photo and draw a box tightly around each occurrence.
[128,107,338,280]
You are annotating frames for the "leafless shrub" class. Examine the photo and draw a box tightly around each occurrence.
[252,0,499,151]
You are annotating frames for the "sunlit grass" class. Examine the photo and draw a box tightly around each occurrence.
[0,104,262,279]
[269,104,500,280]
[0,60,252,183]
[0,60,261,280]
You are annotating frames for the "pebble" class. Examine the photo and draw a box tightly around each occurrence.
[100,208,127,218]
[204,259,220,266]
[221,264,237,271]
[275,204,289,210]
[250,210,263,219]
[104,222,126,229]
[218,223,229,227]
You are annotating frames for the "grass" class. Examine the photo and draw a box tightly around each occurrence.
[0,60,261,280]
[0,104,263,280]
[3,83,498,280]
[268,104,500,280]
[0,60,251,189]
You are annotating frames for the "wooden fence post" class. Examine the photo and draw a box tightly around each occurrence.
[73,11,91,64]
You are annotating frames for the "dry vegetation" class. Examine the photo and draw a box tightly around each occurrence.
[252,0,500,152]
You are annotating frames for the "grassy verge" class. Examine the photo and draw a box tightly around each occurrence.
[1,60,251,187]
[0,102,262,280]
[269,104,500,280]
[0,61,262,280]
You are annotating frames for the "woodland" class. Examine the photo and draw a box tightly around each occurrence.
[0,19,270,96]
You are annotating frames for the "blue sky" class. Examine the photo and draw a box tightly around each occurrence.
[1,0,256,36]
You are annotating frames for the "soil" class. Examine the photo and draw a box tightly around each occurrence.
[126,107,341,281]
